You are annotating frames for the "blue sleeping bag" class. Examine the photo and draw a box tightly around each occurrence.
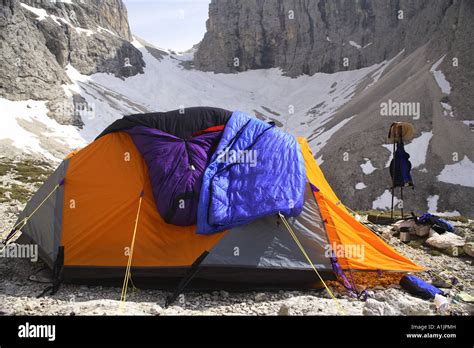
[196,111,306,234]
[400,275,444,300]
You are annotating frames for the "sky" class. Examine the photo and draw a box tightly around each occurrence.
[123,0,211,52]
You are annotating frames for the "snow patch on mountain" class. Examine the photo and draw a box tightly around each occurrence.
[349,41,362,49]
[427,195,460,217]
[361,158,377,175]
[312,116,355,151]
[430,55,452,95]
[0,98,86,161]
[372,189,400,210]
[64,37,385,148]
[20,3,48,21]
[437,156,474,188]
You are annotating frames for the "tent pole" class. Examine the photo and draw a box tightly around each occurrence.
[165,251,209,307]
[390,141,396,220]
[390,187,394,219]
[400,186,404,218]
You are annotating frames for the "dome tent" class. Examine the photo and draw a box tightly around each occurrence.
[8,107,422,296]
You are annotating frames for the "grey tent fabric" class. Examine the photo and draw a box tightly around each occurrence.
[203,183,332,271]
[15,160,69,267]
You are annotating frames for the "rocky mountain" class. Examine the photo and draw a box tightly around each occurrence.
[195,0,468,75]
[0,0,472,216]
[194,0,474,216]
[0,0,145,125]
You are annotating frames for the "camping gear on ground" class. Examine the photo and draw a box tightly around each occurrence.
[417,212,455,234]
[3,107,423,302]
[454,291,474,303]
[387,122,415,219]
[434,294,450,314]
[399,227,411,243]
[393,218,416,232]
[414,224,431,237]
[400,275,444,300]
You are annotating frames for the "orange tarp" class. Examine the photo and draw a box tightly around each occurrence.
[297,137,423,272]
[61,132,224,267]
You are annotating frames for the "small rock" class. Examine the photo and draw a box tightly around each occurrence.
[254,293,267,302]
[430,275,453,289]
[219,290,229,298]
[149,305,162,315]
[463,242,474,258]
[278,303,290,316]
[428,249,442,256]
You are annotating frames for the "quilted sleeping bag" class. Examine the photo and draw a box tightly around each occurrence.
[197,111,307,234]
[126,125,224,226]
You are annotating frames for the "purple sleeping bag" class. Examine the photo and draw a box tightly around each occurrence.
[126,125,224,226]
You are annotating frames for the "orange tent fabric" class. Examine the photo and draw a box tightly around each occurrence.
[61,132,225,268]
[297,137,423,272]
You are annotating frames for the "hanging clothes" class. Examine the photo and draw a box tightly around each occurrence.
[389,141,414,188]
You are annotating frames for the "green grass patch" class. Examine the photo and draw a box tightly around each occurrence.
[12,161,52,183]
[0,187,8,203]
[355,210,404,220]
[11,184,31,203]
[0,162,11,177]
[407,240,424,249]
[0,184,32,203]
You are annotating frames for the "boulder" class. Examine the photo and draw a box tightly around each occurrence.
[363,289,433,316]
[425,232,465,250]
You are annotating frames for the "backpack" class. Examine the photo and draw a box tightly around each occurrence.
[417,212,455,234]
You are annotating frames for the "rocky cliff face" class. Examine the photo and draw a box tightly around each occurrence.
[194,0,474,216]
[195,0,462,76]
[0,0,145,125]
